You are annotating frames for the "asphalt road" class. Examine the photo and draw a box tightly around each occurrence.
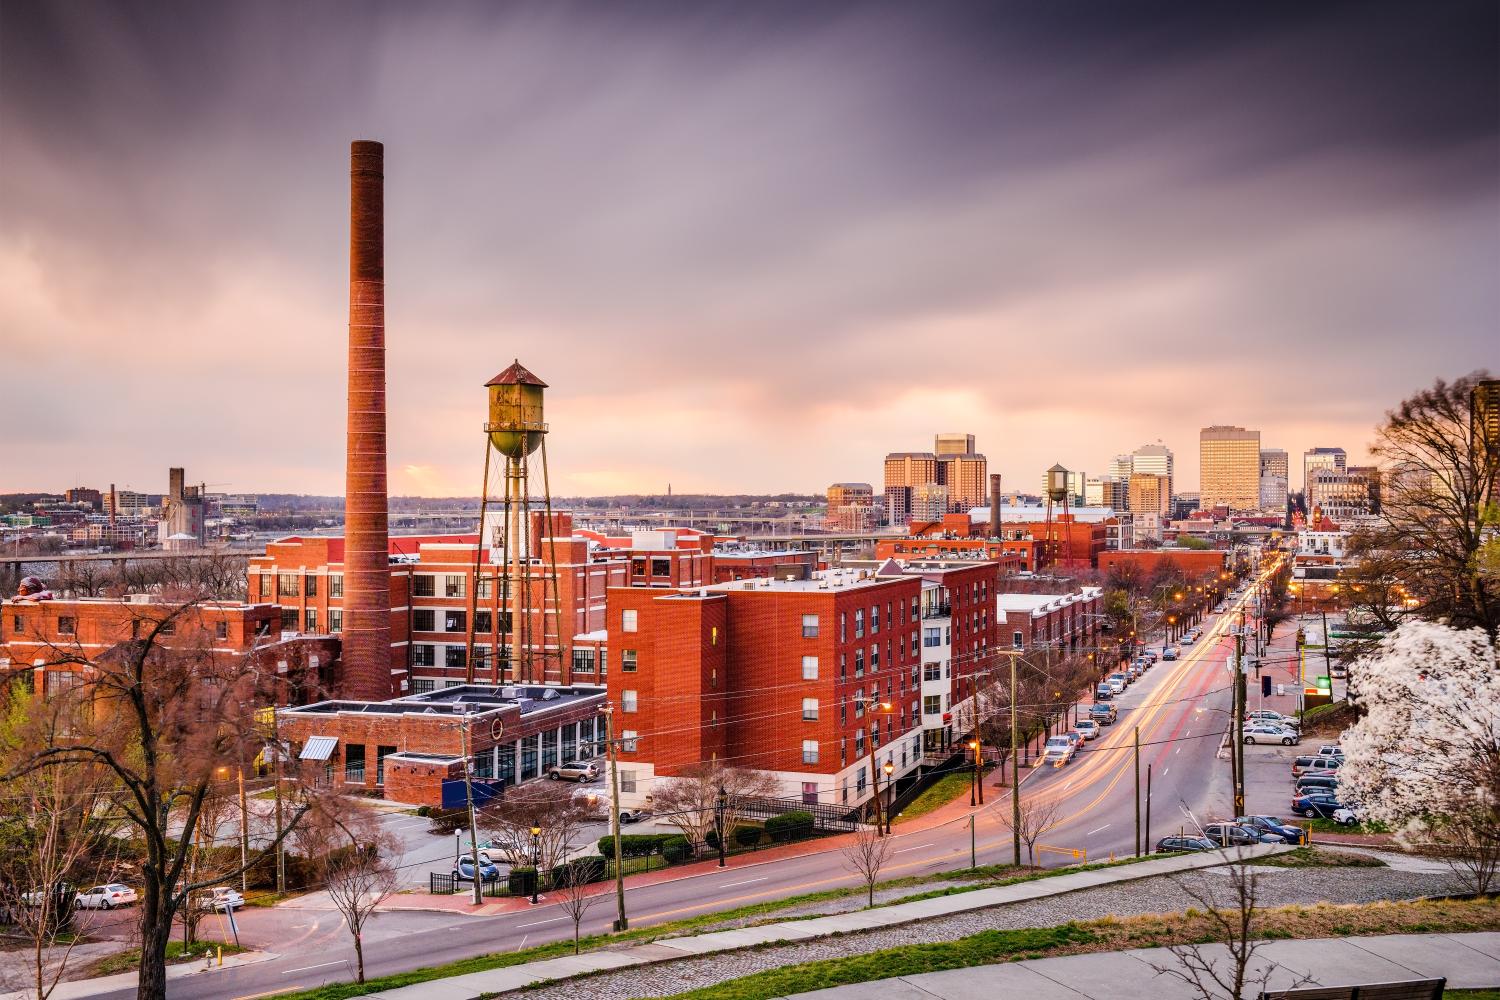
[85,564,1277,1000]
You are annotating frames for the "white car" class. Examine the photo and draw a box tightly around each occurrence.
[75,884,137,910]
[1332,807,1360,827]
[1246,710,1298,730]
[1242,724,1299,746]
[202,887,244,912]
[1075,720,1100,740]
[1041,735,1075,767]
[1107,676,1127,694]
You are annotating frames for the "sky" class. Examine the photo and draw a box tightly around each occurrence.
[1,0,1496,498]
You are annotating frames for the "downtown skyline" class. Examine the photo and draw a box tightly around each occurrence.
[2,0,1495,497]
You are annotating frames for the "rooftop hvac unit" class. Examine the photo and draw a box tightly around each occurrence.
[541,688,559,700]
[501,686,520,699]
[126,593,152,604]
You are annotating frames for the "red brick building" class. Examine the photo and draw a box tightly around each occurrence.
[0,596,337,705]
[997,587,1105,654]
[1097,549,1228,579]
[873,537,1034,573]
[604,570,926,812]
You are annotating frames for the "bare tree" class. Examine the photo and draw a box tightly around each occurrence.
[1150,855,1313,1000]
[1001,794,1062,867]
[1430,812,1500,896]
[477,781,591,871]
[0,691,114,1000]
[648,763,781,856]
[297,806,400,985]
[177,784,239,948]
[841,824,894,908]
[552,860,602,954]
[4,600,327,1000]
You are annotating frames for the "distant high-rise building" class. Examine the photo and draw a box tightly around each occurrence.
[1084,477,1106,507]
[934,433,976,457]
[1128,473,1171,517]
[827,482,874,509]
[941,453,988,510]
[1259,474,1288,512]
[1109,454,1134,482]
[884,452,940,525]
[1308,466,1378,520]
[826,483,876,532]
[64,487,103,512]
[1259,448,1289,481]
[909,482,949,522]
[1130,443,1175,501]
[1200,426,1262,510]
[1472,380,1500,499]
[1302,447,1347,491]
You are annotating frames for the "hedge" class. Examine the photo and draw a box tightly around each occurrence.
[734,825,763,848]
[764,811,815,842]
[661,836,692,863]
[596,833,678,859]
[550,855,606,886]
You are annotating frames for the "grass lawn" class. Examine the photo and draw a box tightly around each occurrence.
[658,898,1500,1000]
[1306,817,1389,836]
[81,940,248,978]
[893,772,975,824]
[1449,991,1500,1000]
[1252,846,1386,868]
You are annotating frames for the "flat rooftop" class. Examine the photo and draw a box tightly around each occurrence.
[285,684,606,718]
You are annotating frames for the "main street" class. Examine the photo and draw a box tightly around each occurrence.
[84,566,1275,1000]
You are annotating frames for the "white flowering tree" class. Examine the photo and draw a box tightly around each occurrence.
[1339,621,1500,892]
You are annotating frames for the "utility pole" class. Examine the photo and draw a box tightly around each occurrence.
[272,710,285,894]
[237,762,249,894]
[1144,763,1152,856]
[459,716,483,906]
[1133,725,1141,857]
[1233,616,1247,818]
[601,705,628,931]
[1010,653,1021,867]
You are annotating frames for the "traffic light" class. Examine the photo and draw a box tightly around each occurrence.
[1261,675,1272,698]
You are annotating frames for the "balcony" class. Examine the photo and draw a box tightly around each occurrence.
[922,603,951,619]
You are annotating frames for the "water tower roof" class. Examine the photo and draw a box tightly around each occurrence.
[1048,463,1069,473]
[486,359,548,388]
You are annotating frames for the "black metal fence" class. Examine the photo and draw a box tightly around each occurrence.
[734,794,859,832]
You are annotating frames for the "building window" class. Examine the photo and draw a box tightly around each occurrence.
[802,697,819,721]
[854,649,864,677]
[445,646,466,669]
[924,695,941,715]
[650,558,671,577]
[277,574,298,597]
[441,575,463,598]
[619,767,637,792]
[621,609,638,633]
[839,653,847,680]
[279,609,297,631]
[910,598,919,622]
[870,605,880,634]
[476,575,492,599]
[622,690,638,713]
[412,644,435,667]
[444,610,466,633]
[329,574,343,598]
[410,678,435,694]
[801,614,819,638]
[621,731,638,753]
[854,610,864,638]
[621,649,637,672]
[802,655,818,680]
[923,627,941,648]
[572,648,595,673]
[839,612,846,642]
[56,616,76,636]
[412,575,436,598]
[47,671,82,695]
[215,621,228,640]
[304,575,318,597]
[923,664,941,682]
[802,740,819,765]
[328,609,343,633]
[259,575,272,598]
[1013,630,1024,648]
[475,610,492,633]
[304,608,317,632]
[870,644,880,669]
[413,609,435,632]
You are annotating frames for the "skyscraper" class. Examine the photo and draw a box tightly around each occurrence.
[1130,443,1175,502]
[1259,448,1289,481]
[1302,447,1347,491]
[1128,472,1171,517]
[883,452,939,526]
[934,433,976,457]
[1200,426,1262,511]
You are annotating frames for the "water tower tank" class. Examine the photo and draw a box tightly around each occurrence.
[1046,464,1071,503]
[485,360,548,459]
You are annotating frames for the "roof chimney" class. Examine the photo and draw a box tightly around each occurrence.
[341,140,393,700]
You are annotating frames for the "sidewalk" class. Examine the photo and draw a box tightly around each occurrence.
[0,950,281,1000]
[782,931,1500,999]
[359,844,1293,999]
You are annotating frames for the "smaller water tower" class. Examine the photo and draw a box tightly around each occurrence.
[464,360,563,685]
[1045,464,1073,569]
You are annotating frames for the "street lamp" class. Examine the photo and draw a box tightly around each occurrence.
[967,739,983,806]
[854,697,894,836]
[715,784,728,868]
[529,825,542,905]
[881,761,895,835]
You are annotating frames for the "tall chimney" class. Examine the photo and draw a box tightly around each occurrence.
[343,140,393,700]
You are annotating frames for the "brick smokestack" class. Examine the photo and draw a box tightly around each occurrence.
[342,140,392,700]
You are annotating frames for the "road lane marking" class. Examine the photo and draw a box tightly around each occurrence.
[718,877,768,888]
[1162,767,1169,776]
[282,962,343,975]
[1086,824,1110,835]
[517,916,568,929]
[893,843,933,854]
[1176,747,1181,754]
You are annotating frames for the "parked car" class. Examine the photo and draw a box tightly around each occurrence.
[618,807,650,824]
[1041,735,1075,767]
[20,883,74,907]
[1203,822,1282,847]
[1144,650,1159,663]
[1331,807,1361,827]
[202,887,245,912]
[1246,710,1298,730]
[1075,719,1100,740]
[1292,755,1344,777]
[1315,745,1344,759]
[1242,724,1299,746]
[1235,815,1308,845]
[547,760,600,782]
[1088,702,1117,725]
[1106,674,1128,694]
[75,884,137,910]
[1095,683,1115,701]
[1156,836,1216,854]
[453,857,500,883]
[1291,791,1347,819]
[1162,648,1179,661]
[1295,774,1341,795]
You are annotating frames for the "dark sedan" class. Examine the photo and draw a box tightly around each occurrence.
[1291,791,1348,819]
[1236,815,1308,845]
[1156,836,1217,854]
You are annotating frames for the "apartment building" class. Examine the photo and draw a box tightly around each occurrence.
[997,587,1104,655]
[1199,426,1262,511]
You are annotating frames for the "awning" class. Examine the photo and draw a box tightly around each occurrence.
[299,736,338,761]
